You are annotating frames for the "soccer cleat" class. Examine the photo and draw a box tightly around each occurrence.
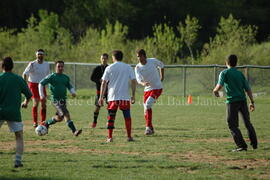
[33,123,38,128]
[14,160,23,168]
[91,122,97,128]
[127,137,134,142]
[74,129,82,136]
[144,126,154,135]
[231,147,247,152]
[106,138,113,142]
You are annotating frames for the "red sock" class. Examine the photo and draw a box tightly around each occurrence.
[32,107,38,124]
[108,129,113,138]
[125,117,132,138]
[40,108,46,122]
[145,109,152,128]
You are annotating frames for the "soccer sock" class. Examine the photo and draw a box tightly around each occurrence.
[15,153,22,162]
[93,112,99,123]
[40,108,46,123]
[122,109,132,138]
[145,108,153,128]
[45,117,57,127]
[32,107,38,124]
[67,120,76,133]
[107,110,116,138]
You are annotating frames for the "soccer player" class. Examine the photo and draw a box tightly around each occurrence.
[135,49,164,135]
[0,57,32,168]
[22,49,50,127]
[98,50,136,142]
[213,54,258,152]
[90,53,109,128]
[39,61,82,136]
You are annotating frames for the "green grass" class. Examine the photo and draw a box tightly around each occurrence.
[1,94,270,180]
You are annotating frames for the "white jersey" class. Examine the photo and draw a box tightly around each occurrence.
[22,60,50,83]
[102,61,135,101]
[135,58,164,91]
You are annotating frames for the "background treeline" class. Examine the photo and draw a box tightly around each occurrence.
[0,0,269,65]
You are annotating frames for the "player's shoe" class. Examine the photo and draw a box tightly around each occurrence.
[106,138,113,142]
[14,160,23,168]
[91,122,97,128]
[144,126,154,135]
[74,129,82,136]
[127,137,134,142]
[33,122,38,128]
[231,147,247,152]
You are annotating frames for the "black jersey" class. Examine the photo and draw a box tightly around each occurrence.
[90,64,108,91]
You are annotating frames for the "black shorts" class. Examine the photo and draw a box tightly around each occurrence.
[52,100,69,117]
[95,94,108,106]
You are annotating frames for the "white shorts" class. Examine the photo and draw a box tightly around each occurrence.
[0,120,23,132]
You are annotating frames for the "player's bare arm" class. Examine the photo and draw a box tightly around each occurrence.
[21,97,31,108]
[246,90,255,112]
[98,80,107,106]
[213,84,223,97]
[131,79,136,104]
[160,68,164,81]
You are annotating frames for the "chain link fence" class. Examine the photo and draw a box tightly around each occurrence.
[14,62,270,97]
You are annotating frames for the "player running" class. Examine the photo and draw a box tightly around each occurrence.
[39,61,82,136]
[22,49,50,127]
[90,53,109,128]
[135,49,164,135]
[0,57,32,168]
[98,50,136,142]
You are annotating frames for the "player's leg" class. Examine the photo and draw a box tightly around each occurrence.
[44,100,63,129]
[32,98,39,127]
[120,100,133,141]
[239,101,258,149]
[143,89,162,135]
[92,95,101,128]
[5,121,24,168]
[107,101,118,142]
[227,102,247,151]
[40,87,47,125]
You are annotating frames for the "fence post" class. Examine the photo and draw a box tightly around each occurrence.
[245,66,249,83]
[183,66,186,97]
[73,64,76,89]
[213,66,217,87]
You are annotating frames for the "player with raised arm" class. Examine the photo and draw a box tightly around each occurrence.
[90,53,109,128]
[22,49,50,127]
[135,49,164,135]
[39,61,82,136]
[98,50,136,142]
[0,57,32,168]
[213,54,258,152]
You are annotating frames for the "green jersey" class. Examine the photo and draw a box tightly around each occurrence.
[218,67,250,103]
[40,73,73,101]
[0,72,32,122]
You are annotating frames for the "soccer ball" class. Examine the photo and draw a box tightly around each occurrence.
[35,125,48,136]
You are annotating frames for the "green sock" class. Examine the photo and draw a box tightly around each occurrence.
[67,120,76,133]
[46,118,57,127]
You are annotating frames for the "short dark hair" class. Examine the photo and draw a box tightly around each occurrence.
[102,53,109,58]
[2,57,13,71]
[37,49,45,52]
[136,49,146,57]
[55,60,64,65]
[226,54,238,67]
[112,50,123,61]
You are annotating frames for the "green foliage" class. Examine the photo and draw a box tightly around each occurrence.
[0,28,17,58]
[201,14,258,65]
[146,23,183,64]
[15,10,72,61]
[178,15,201,64]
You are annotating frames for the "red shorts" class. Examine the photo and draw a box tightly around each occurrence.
[28,82,46,99]
[107,100,130,110]
[144,89,163,103]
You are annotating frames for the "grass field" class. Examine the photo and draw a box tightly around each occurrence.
[0,93,270,180]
